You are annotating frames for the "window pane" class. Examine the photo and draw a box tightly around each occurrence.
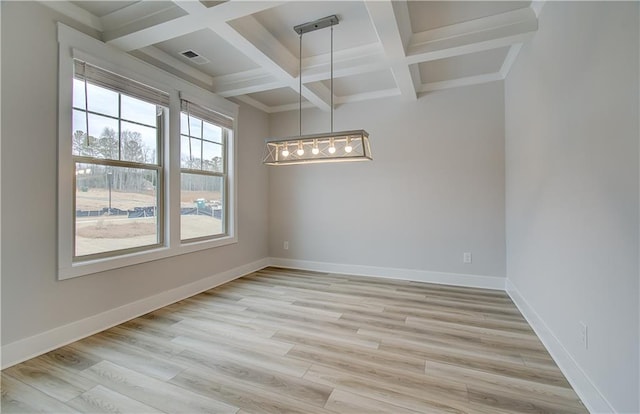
[87,113,119,160]
[121,95,157,126]
[180,135,200,169]
[86,83,118,117]
[181,173,224,240]
[203,121,222,143]
[190,138,202,168]
[72,109,94,157]
[202,141,223,172]
[181,114,202,138]
[180,112,189,136]
[75,163,160,257]
[73,79,86,109]
[121,120,157,164]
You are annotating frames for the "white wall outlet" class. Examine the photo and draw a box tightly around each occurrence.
[463,252,472,264]
[283,241,289,250]
[579,321,588,350]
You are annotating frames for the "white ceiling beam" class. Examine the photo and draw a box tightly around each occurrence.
[407,7,537,64]
[199,44,388,97]
[104,1,285,51]
[224,14,298,79]
[301,45,388,83]
[268,101,315,114]
[336,88,401,105]
[213,70,287,97]
[234,95,273,114]
[212,18,330,111]
[100,1,180,32]
[365,0,417,100]
[419,72,503,94]
[105,14,202,51]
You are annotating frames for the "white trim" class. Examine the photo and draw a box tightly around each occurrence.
[336,88,401,105]
[1,258,270,370]
[499,43,523,78]
[505,279,615,414]
[269,257,505,290]
[419,73,504,93]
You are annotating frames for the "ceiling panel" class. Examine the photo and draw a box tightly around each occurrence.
[246,87,308,107]
[71,1,140,17]
[408,1,530,33]
[418,47,510,84]
[321,70,397,97]
[154,29,259,77]
[251,1,378,58]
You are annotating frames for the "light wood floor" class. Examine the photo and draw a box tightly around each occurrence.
[2,267,588,413]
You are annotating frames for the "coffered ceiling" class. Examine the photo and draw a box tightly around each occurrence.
[46,1,543,113]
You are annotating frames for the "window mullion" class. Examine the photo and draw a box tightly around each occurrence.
[73,156,161,171]
[200,120,204,170]
[118,93,122,161]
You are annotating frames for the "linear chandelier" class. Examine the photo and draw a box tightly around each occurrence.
[262,15,372,165]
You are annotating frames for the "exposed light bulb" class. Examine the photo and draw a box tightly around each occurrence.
[281,145,289,157]
[312,139,319,155]
[296,141,304,156]
[328,138,336,154]
[345,140,353,153]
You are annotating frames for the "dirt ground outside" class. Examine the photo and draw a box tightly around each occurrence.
[75,214,222,257]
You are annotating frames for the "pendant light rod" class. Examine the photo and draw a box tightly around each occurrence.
[299,32,302,137]
[294,15,339,35]
[330,24,334,133]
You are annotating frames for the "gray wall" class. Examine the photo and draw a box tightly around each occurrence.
[268,82,506,278]
[0,1,269,345]
[505,2,639,412]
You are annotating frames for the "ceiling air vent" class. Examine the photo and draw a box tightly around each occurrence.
[180,50,210,65]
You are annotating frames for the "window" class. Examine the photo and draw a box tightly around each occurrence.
[180,100,232,241]
[72,61,167,260]
[58,23,238,279]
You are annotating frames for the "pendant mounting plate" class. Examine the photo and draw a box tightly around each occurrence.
[294,15,339,35]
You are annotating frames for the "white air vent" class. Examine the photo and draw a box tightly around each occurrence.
[180,50,210,65]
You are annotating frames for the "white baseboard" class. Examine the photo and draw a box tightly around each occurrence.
[1,258,270,370]
[269,257,506,290]
[506,279,615,414]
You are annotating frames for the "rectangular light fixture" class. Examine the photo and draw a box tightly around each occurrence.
[262,15,372,166]
[262,130,371,165]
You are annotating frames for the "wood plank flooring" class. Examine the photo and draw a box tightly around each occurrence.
[1,267,588,413]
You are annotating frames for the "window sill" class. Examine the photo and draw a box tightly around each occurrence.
[58,235,238,280]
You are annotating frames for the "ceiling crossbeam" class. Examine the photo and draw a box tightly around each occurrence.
[365,0,417,100]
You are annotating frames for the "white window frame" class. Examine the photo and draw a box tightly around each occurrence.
[57,24,238,280]
[179,98,231,242]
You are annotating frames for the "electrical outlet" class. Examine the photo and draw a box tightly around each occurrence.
[463,252,472,264]
[579,321,588,350]
[283,241,289,250]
